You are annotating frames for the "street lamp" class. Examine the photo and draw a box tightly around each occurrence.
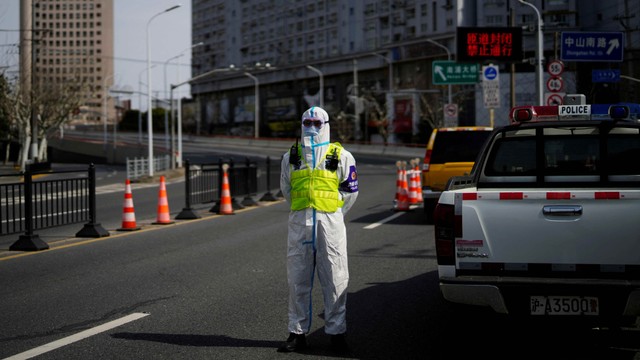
[166,42,203,168]
[170,66,236,168]
[146,4,181,177]
[138,65,156,144]
[518,0,544,106]
[306,65,324,107]
[163,55,182,151]
[426,39,452,105]
[244,72,260,138]
[102,73,114,152]
[372,52,393,93]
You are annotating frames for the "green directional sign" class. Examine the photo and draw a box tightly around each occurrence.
[432,61,480,85]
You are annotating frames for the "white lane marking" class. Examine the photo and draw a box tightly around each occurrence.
[364,212,405,229]
[3,312,149,360]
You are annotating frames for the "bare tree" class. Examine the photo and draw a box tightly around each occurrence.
[32,75,88,161]
[0,76,33,170]
[0,71,89,170]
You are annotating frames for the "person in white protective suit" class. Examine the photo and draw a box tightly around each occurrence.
[278,106,359,354]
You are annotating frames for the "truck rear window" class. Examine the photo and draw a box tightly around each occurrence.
[483,125,640,179]
[431,131,492,164]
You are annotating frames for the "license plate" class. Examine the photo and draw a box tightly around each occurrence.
[530,296,599,315]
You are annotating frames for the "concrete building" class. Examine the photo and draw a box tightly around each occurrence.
[185,0,639,143]
[31,0,114,124]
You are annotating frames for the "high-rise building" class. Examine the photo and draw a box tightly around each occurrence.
[31,0,114,124]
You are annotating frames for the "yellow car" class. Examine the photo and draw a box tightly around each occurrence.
[422,126,493,222]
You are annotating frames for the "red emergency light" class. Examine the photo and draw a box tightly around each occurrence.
[509,106,559,123]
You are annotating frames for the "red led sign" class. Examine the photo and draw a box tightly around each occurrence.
[456,27,523,62]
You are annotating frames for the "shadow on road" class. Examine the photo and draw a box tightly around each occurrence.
[111,332,281,348]
[111,272,640,359]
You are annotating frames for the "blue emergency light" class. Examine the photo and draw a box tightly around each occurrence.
[591,103,640,120]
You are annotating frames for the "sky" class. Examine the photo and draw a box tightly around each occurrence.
[0,0,192,110]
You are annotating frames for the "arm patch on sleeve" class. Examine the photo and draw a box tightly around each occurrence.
[339,165,358,192]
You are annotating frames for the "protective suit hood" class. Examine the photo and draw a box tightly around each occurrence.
[301,106,330,147]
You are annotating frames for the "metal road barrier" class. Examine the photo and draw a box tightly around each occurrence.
[126,155,171,181]
[176,157,272,219]
[1,164,108,251]
[1,157,282,250]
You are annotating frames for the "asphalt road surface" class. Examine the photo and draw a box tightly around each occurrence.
[1,146,639,359]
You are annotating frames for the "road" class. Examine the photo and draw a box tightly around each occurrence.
[1,143,639,359]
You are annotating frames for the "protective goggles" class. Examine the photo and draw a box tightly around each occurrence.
[302,119,327,127]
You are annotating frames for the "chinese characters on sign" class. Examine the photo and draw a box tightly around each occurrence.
[560,32,624,62]
[432,61,479,85]
[457,27,523,62]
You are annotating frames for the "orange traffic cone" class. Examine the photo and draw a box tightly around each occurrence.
[408,159,419,205]
[153,176,175,225]
[414,158,424,203]
[218,164,235,215]
[117,179,140,231]
[394,161,410,211]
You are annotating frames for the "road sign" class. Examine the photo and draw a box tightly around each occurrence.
[443,103,458,127]
[456,27,523,62]
[547,60,564,76]
[560,32,624,62]
[545,92,565,106]
[444,103,458,117]
[482,65,500,109]
[592,69,621,83]
[483,66,498,81]
[546,76,564,92]
[432,61,479,85]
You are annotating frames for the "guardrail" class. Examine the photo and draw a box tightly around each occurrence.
[1,157,283,252]
[176,157,279,219]
[1,164,109,251]
[126,155,171,180]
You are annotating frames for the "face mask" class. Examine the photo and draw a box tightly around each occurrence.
[303,126,319,137]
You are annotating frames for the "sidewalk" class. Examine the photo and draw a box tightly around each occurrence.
[0,163,21,184]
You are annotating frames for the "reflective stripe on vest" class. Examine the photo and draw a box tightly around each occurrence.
[290,143,344,212]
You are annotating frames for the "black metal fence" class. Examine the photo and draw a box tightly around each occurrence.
[1,158,283,251]
[176,157,281,219]
[0,164,108,251]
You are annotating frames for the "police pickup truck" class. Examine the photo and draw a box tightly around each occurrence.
[434,98,640,325]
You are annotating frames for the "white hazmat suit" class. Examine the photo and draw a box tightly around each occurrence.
[280,106,359,337]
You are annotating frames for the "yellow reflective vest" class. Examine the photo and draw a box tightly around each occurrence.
[289,143,344,212]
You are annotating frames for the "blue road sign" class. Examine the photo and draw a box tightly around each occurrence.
[483,66,498,81]
[592,69,621,83]
[561,32,624,62]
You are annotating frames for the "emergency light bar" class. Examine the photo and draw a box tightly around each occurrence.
[509,104,638,124]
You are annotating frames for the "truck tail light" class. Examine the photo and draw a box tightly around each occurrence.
[423,149,432,172]
[434,203,456,265]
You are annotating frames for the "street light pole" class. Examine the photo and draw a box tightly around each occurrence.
[426,39,452,105]
[146,4,181,177]
[163,54,182,152]
[244,72,260,138]
[372,52,393,93]
[102,73,114,153]
[306,65,324,107]
[518,0,544,106]
[170,66,236,168]
[167,42,203,168]
[137,65,156,144]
